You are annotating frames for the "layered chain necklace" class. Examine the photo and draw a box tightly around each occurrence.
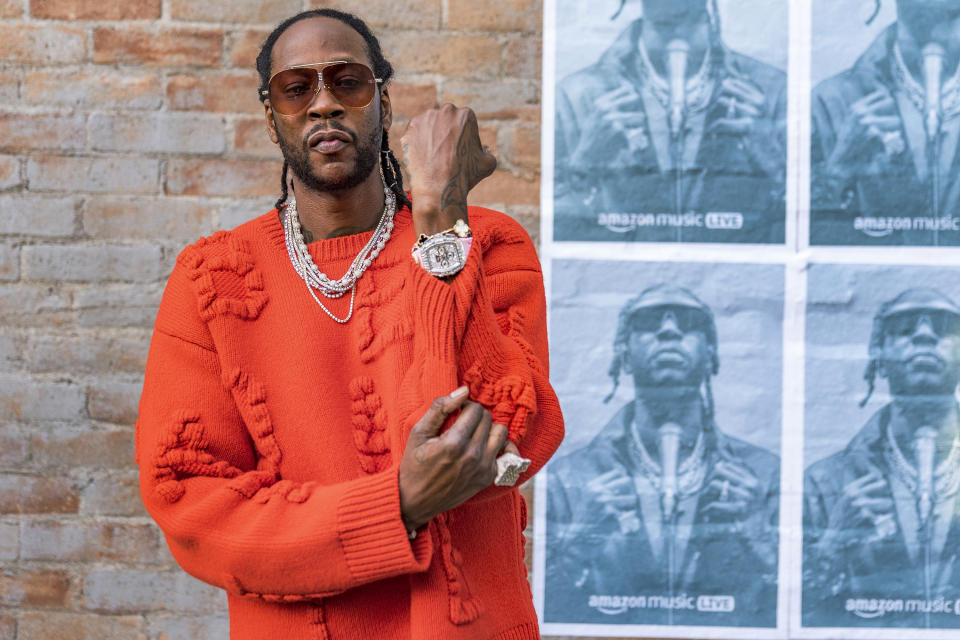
[637,41,716,120]
[884,424,960,502]
[892,41,960,123]
[282,170,397,323]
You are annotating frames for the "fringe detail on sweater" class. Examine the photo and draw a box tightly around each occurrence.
[462,366,537,443]
[178,231,268,321]
[153,410,243,503]
[355,267,413,364]
[349,377,391,474]
[434,512,482,625]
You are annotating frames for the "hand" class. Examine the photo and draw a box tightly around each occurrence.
[584,468,641,535]
[817,469,895,560]
[824,89,904,179]
[400,104,497,236]
[569,84,649,168]
[708,76,784,179]
[398,386,508,531]
[703,458,777,571]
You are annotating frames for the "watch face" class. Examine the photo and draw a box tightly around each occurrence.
[422,234,466,276]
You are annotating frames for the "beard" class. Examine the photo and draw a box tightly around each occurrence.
[277,120,380,193]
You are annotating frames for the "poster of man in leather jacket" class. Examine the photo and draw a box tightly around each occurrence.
[811,0,960,245]
[551,0,787,243]
[540,261,782,632]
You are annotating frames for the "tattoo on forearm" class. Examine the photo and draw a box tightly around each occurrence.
[438,125,482,221]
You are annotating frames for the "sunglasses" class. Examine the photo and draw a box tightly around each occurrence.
[262,61,384,115]
[884,310,960,338]
[629,305,711,334]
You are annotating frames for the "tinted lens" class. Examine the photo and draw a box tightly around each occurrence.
[268,68,320,115]
[321,62,377,108]
[885,310,960,337]
[630,306,709,334]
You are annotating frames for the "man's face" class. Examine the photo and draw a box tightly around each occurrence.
[624,304,713,390]
[880,310,960,396]
[264,17,392,193]
[898,0,960,43]
[642,0,709,49]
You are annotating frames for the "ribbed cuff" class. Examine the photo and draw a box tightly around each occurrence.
[337,468,432,582]
[493,621,540,640]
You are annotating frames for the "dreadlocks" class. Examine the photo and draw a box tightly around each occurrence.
[255,9,412,213]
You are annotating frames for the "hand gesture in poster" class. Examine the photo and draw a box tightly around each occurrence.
[570,84,648,168]
[584,467,642,535]
[815,468,895,565]
[709,76,784,179]
[703,457,777,571]
[823,89,904,180]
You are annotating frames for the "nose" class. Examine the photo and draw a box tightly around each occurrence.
[911,314,939,345]
[306,73,345,119]
[656,310,683,339]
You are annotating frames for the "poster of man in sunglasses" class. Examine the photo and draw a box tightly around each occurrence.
[541,261,781,631]
[811,0,960,245]
[550,0,786,243]
[803,267,960,630]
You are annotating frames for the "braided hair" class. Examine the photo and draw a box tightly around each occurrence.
[255,9,412,212]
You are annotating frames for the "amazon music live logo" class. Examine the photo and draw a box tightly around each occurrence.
[587,594,735,615]
[597,212,744,233]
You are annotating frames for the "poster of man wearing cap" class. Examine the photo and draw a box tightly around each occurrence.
[539,260,782,633]
[811,0,960,245]
[804,265,960,630]
[549,0,787,243]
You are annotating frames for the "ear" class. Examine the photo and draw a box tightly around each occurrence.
[708,345,719,375]
[380,87,393,133]
[620,350,633,375]
[264,100,279,145]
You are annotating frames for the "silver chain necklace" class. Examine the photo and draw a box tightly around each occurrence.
[630,413,708,498]
[637,41,716,119]
[892,41,960,122]
[884,424,960,501]
[281,170,397,323]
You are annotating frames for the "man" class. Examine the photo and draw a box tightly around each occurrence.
[544,284,779,627]
[811,0,960,245]
[803,288,960,628]
[135,9,564,640]
[553,0,786,243]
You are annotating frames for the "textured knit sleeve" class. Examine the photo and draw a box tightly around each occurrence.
[136,261,433,601]
[398,208,565,486]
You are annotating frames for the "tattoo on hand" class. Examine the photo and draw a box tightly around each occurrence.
[438,125,482,221]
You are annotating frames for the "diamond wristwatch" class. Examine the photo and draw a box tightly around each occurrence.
[411,219,472,277]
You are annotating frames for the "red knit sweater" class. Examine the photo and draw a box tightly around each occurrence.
[135,205,564,639]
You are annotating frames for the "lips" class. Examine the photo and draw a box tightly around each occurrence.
[307,128,353,154]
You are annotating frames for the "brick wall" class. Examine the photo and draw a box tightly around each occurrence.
[0,0,549,638]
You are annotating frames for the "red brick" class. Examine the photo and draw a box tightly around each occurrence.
[94,26,222,67]
[30,0,160,20]
[0,475,78,514]
[29,425,135,469]
[504,36,541,79]
[89,113,226,154]
[26,332,149,376]
[226,28,270,68]
[27,156,158,194]
[0,73,17,103]
[470,170,539,206]
[442,79,540,120]
[171,0,299,24]
[166,157,282,197]
[80,470,146,516]
[447,0,540,31]
[167,71,261,114]
[0,113,85,153]
[22,244,165,283]
[0,25,86,64]
[73,282,165,329]
[386,82,437,123]
[315,0,441,29]
[20,613,145,640]
[0,242,16,281]
[509,123,540,169]
[0,196,78,236]
[381,32,501,77]
[21,520,158,563]
[0,568,71,607]
[0,156,19,190]
[88,379,143,425]
[25,71,162,109]
[233,117,278,157]
[83,197,213,241]
[218,198,278,228]
[0,0,20,18]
